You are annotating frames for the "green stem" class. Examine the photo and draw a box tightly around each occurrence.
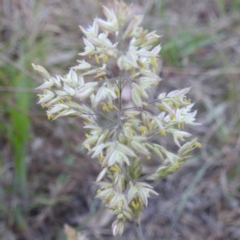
[135,221,144,240]
[118,25,124,112]
[119,70,123,111]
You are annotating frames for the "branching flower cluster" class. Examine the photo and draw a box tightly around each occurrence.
[33,1,201,236]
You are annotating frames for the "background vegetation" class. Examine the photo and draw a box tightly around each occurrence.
[0,0,240,239]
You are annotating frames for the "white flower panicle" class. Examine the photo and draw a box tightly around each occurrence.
[33,1,201,236]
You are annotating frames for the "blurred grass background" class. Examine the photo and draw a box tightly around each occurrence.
[0,0,240,239]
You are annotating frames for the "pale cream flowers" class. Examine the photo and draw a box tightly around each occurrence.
[33,0,200,236]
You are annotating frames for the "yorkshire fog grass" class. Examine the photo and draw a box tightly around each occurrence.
[1,0,240,239]
[33,1,201,235]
